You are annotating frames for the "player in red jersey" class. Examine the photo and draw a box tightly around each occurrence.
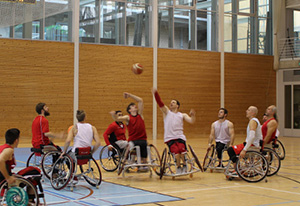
[104,110,128,154]
[262,105,278,145]
[31,102,64,149]
[110,92,148,170]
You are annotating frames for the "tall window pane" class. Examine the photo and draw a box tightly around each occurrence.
[224,14,233,52]
[237,15,250,53]
[158,7,173,48]
[197,11,216,51]
[285,85,292,129]
[258,0,269,17]
[101,1,125,45]
[80,1,98,43]
[174,9,191,49]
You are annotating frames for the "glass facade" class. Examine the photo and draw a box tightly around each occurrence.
[0,0,273,54]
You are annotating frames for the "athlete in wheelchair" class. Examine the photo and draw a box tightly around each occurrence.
[50,110,102,191]
[100,110,128,172]
[203,108,235,172]
[152,88,202,179]
[0,128,46,206]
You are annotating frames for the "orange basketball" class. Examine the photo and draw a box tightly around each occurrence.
[132,63,143,75]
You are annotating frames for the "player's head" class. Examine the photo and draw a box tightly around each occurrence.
[169,99,180,111]
[265,105,277,121]
[5,128,20,147]
[218,108,228,119]
[127,103,137,114]
[76,110,86,122]
[36,102,50,117]
[115,110,123,121]
[246,106,258,118]
[262,113,268,123]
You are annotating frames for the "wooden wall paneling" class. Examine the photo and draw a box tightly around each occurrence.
[0,39,74,143]
[225,53,276,134]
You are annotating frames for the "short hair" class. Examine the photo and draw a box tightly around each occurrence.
[5,128,20,145]
[115,110,122,115]
[219,108,228,115]
[76,110,86,122]
[126,103,135,114]
[172,99,180,109]
[36,102,46,114]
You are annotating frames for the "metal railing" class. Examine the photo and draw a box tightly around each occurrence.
[279,37,300,60]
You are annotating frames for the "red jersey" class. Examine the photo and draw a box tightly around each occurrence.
[103,122,127,145]
[127,114,147,141]
[261,118,276,144]
[0,144,16,173]
[32,115,50,148]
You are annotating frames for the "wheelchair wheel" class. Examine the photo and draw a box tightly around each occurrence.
[41,150,62,179]
[0,177,39,206]
[80,157,102,187]
[188,145,203,172]
[203,144,215,171]
[236,151,268,183]
[26,153,42,168]
[99,145,121,172]
[263,148,281,176]
[274,140,285,160]
[159,148,167,179]
[50,154,74,190]
[149,144,161,176]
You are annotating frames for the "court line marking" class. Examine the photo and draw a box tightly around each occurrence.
[165,185,246,193]
[246,185,300,196]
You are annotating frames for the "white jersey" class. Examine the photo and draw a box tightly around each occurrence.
[72,123,94,152]
[246,117,262,147]
[213,120,231,144]
[164,110,186,142]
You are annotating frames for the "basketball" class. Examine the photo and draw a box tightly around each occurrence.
[132,63,143,75]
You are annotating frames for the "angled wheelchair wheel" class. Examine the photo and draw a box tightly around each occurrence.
[274,140,285,160]
[159,148,167,179]
[0,177,39,206]
[236,151,268,183]
[99,145,121,172]
[41,150,62,179]
[203,144,215,171]
[50,154,74,190]
[26,153,42,168]
[80,157,102,187]
[263,148,281,176]
[149,144,161,176]
[188,145,203,172]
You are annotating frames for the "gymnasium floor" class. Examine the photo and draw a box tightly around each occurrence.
[14,136,300,206]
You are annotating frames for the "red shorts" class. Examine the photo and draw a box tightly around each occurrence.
[168,141,187,154]
[232,143,245,155]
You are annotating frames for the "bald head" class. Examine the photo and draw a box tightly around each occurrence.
[266,105,277,119]
[246,106,258,119]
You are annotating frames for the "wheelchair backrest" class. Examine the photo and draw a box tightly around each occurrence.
[75,147,92,165]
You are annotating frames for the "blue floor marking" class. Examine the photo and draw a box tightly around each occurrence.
[13,147,183,206]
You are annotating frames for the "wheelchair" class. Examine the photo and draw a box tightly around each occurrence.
[159,145,203,179]
[0,174,46,206]
[202,144,230,172]
[26,144,62,179]
[272,137,285,160]
[117,144,161,178]
[50,147,102,192]
[99,143,126,172]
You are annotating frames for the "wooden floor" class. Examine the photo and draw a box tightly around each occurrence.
[18,135,300,206]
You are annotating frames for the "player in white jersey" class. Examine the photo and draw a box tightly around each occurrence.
[61,110,101,162]
[227,106,262,169]
[208,108,235,167]
[152,88,196,174]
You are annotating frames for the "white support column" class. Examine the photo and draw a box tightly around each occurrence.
[152,0,158,144]
[73,1,80,125]
[219,0,225,107]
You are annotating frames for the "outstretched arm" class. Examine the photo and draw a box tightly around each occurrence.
[152,88,168,115]
[124,92,144,116]
[109,111,130,124]
[240,120,257,158]
[182,109,196,124]
[62,127,75,154]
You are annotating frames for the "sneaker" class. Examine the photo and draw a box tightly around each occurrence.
[182,165,187,173]
[176,167,181,174]
[217,163,225,168]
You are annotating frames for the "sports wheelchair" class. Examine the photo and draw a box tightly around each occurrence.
[159,145,203,179]
[50,147,102,192]
[117,144,161,177]
[271,137,285,160]
[202,144,230,172]
[0,172,46,205]
[224,143,281,183]
[99,143,126,172]
[27,144,62,179]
